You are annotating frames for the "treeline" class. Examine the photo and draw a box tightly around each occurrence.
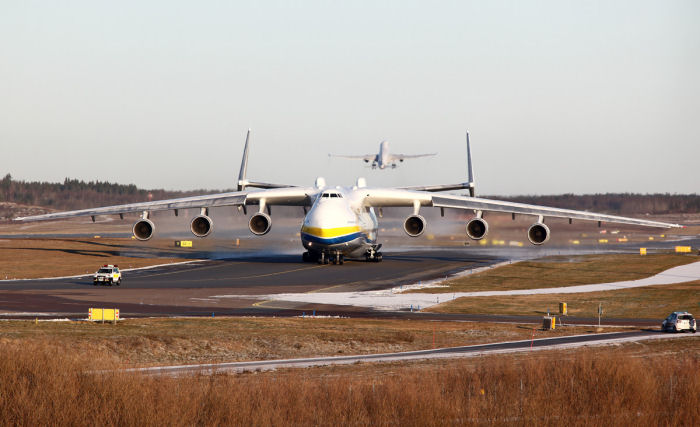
[496,193,700,215]
[1,174,697,215]
[0,174,222,211]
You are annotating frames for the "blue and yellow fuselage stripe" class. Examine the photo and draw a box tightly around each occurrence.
[300,225,364,245]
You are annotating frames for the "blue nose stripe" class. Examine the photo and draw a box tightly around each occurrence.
[301,232,363,245]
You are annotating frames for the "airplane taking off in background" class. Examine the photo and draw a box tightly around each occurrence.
[329,140,436,169]
[15,130,682,265]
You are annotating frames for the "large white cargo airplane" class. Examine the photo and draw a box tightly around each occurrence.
[329,140,436,169]
[15,130,682,264]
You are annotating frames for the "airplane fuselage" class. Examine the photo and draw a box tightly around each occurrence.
[300,187,379,260]
[376,140,391,169]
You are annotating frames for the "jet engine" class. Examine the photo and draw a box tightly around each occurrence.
[132,219,155,241]
[249,212,272,235]
[403,215,426,237]
[190,215,213,238]
[466,217,488,240]
[527,222,550,245]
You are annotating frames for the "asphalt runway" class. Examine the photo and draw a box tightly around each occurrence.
[1,235,696,322]
[0,249,509,317]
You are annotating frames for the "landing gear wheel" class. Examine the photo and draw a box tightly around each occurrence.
[302,252,310,262]
[338,255,344,265]
[375,252,383,262]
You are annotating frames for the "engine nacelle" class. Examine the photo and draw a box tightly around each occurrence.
[404,215,426,237]
[527,222,550,245]
[466,217,488,240]
[132,219,155,241]
[190,215,213,238]
[249,212,272,235]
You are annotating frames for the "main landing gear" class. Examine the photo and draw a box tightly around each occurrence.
[365,245,383,263]
[365,251,382,262]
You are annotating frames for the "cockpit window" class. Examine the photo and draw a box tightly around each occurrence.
[321,192,342,198]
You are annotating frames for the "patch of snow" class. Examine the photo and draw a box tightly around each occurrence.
[214,261,700,311]
[0,313,66,318]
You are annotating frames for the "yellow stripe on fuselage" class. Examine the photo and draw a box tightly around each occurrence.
[301,225,361,238]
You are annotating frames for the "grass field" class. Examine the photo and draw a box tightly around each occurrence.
[419,253,697,294]
[1,237,698,422]
[0,238,186,279]
[429,281,700,318]
[0,335,697,425]
[0,317,620,367]
[417,253,700,318]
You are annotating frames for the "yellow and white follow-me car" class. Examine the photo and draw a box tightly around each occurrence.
[93,265,121,286]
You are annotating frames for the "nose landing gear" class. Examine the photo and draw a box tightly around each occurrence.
[303,251,344,265]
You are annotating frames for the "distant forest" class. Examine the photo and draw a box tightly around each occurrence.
[0,174,222,211]
[1,174,698,215]
[495,193,700,215]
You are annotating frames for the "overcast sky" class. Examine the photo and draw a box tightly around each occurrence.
[1,1,698,195]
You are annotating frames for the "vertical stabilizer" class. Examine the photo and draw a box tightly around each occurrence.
[466,131,475,197]
[237,129,251,191]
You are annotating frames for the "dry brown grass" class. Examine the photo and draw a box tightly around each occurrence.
[430,281,700,318]
[420,253,698,294]
[0,339,697,425]
[0,238,185,279]
[0,317,619,367]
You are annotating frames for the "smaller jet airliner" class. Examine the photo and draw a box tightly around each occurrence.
[14,130,682,265]
[329,140,436,169]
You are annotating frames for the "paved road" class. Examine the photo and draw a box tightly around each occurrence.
[129,330,697,376]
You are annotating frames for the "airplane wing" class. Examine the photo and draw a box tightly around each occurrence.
[14,186,315,223]
[429,193,682,228]
[362,188,682,229]
[389,153,437,161]
[329,154,377,162]
[14,129,319,224]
